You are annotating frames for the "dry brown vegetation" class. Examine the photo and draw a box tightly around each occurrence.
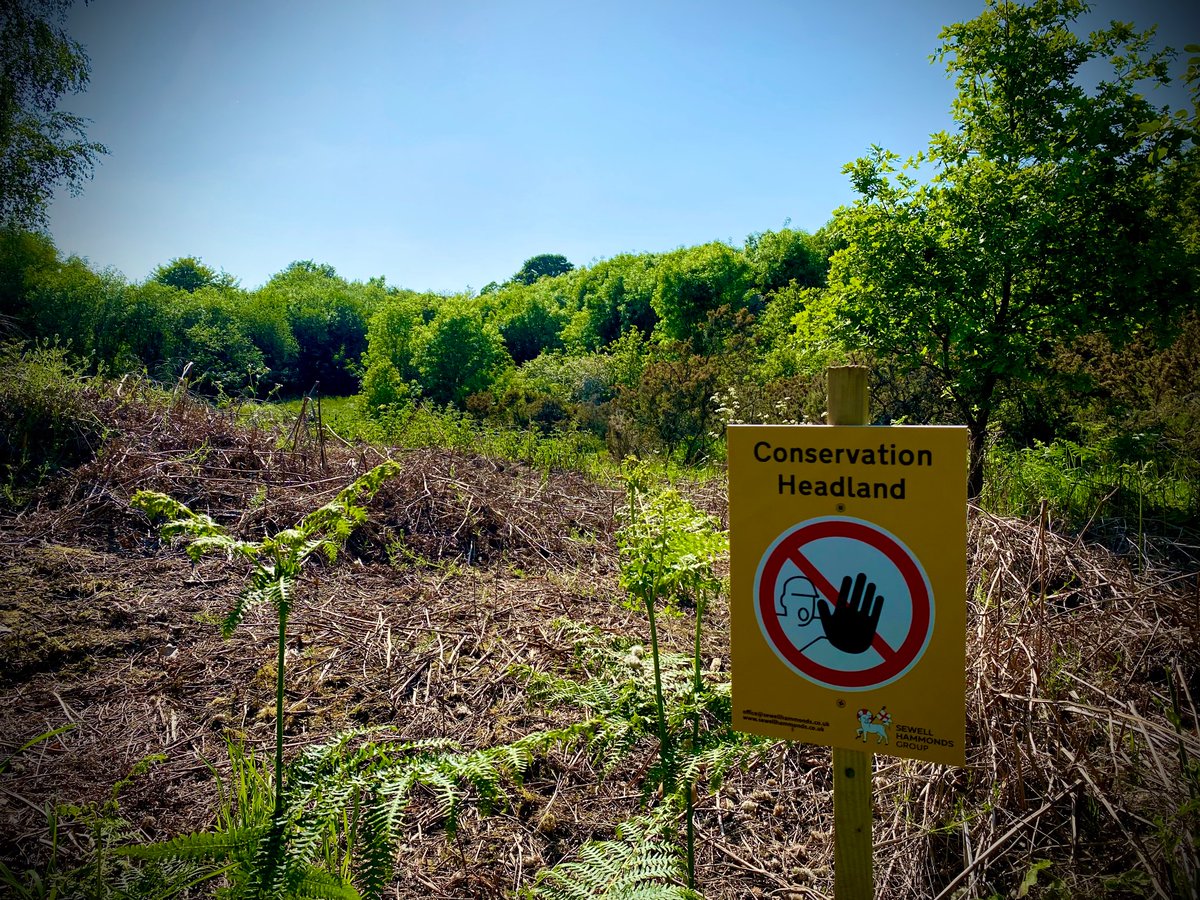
[0,383,1197,899]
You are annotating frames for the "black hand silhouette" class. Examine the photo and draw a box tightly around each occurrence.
[818,572,884,654]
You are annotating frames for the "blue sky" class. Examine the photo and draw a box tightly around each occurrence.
[46,0,1197,293]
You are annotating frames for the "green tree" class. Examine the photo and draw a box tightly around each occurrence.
[0,0,106,228]
[361,294,422,381]
[510,253,574,285]
[616,347,721,464]
[827,0,1196,497]
[119,280,176,374]
[260,261,372,395]
[414,299,510,407]
[167,287,266,396]
[359,294,424,411]
[23,252,125,362]
[0,226,60,328]
[744,228,826,295]
[652,242,752,346]
[151,256,217,292]
[492,282,569,364]
[236,290,297,392]
[563,253,659,351]
[1142,44,1200,284]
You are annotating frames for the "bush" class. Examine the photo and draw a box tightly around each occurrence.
[415,301,510,407]
[614,348,721,464]
[360,359,415,413]
[0,341,103,502]
[982,435,1199,540]
[652,242,752,344]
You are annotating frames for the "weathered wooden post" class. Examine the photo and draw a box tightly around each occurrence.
[827,365,874,900]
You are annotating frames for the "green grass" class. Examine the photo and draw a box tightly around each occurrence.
[981,436,1199,539]
[0,340,106,504]
[249,394,723,485]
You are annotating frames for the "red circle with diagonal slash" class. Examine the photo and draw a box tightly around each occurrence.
[756,517,931,689]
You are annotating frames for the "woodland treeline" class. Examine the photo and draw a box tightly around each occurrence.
[2,0,1199,509]
[1,228,838,450]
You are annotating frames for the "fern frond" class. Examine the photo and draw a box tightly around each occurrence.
[288,533,337,567]
[222,575,291,636]
[678,734,774,791]
[287,862,363,899]
[356,787,394,900]
[117,824,267,862]
[246,817,289,899]
[104,856,225,900]
[131,491,232,547]
[415,765,462,828]
[290,731,459,794]
[520,632,703,775]
[364,766,419,844]
[184,532,259,561]
[530,813,699,900]
[301,503,360,541]
[337,461,402,507]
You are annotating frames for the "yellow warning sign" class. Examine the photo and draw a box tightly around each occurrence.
[729,425,968,766]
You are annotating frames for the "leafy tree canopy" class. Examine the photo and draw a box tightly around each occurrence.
[827,0,1197,496]
[494,286,568,365]
[362,294,423,383]
[151,256,217,292]
[564,253,658,351]
[415,298,510,407]
[256,261,375,395]
[652,242,752,346]
[0,0,106,228]
[510,253,574,286]
[744,228,826,295]
[282,259,338,280]
[0,226,58,317]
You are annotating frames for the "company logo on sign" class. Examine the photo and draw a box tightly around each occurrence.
[754,516,933,691]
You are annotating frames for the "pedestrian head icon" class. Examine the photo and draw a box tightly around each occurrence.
[776,575,820,625]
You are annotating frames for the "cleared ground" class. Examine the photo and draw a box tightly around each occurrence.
[1,388,1196,898]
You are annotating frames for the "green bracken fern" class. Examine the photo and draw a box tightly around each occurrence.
[518,465,773,897]
[526,810,701,900]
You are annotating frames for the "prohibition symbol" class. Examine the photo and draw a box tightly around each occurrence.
[754,516,933,691]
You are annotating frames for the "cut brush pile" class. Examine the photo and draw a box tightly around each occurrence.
[0,379,1196,899]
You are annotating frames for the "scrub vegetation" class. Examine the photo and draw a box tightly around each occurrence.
[1,0,1198,897]
[0,373,1196,899]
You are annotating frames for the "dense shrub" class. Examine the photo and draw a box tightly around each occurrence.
[0,341,102,502]
[651,242,752,345]
[498,297,566,364]
[415,300,510,407]
[744,227,826,295]
[614,347,721,464]
[563,254,658,351]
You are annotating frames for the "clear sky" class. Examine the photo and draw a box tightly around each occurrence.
[45,0,1198,293]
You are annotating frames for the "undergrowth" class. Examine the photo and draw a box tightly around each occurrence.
[0,340,105,504]
[521,464,773,898]
[245,394,724,485]
[124,458,765,898]
[982,435,1199,547]
[0,737,213,900]
[121,728,579,900]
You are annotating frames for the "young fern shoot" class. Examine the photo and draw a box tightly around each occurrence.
[615,462,732,891]
[131,460,401,893]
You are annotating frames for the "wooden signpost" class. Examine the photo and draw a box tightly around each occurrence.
[729,366,968,898]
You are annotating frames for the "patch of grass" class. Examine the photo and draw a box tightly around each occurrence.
[982,436,1199,541]
[250,393,725,487]
[0,340,105,504]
